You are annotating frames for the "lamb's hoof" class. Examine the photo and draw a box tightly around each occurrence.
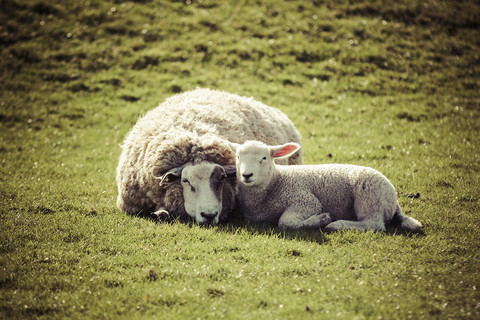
[323,223,336,233]
[318,212,332,228]
[323,220,344,232]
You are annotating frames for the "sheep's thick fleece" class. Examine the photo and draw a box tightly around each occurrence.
[116,88,303,219]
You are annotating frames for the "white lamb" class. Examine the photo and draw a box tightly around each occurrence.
[230,141,423,232]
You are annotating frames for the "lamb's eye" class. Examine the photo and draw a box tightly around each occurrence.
[260,156,267,163]
[182,179,189,184]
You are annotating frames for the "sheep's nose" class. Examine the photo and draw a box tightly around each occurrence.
[201,211,217,218]
[242,173,253,180]
[200,212,218,224]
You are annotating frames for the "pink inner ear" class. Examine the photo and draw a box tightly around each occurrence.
[274,145,297,157]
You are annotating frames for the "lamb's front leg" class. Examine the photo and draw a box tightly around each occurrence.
[278,205,332,230]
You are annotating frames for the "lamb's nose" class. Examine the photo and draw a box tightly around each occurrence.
[242,173,253,180]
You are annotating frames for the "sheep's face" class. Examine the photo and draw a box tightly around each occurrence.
[180,162,236,225]
[234,141,301,188]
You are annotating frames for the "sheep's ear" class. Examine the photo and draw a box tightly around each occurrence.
[222,165,237,178]
[156,166,183,185]
[270,143,300,160]
[228,142,241,153]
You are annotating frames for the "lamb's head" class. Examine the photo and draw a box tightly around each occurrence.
[230,141,300,188]
[159,162,236,225]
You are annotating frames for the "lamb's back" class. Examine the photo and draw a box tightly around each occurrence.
[278,164,372,220]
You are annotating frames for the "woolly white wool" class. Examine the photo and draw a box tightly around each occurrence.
[116,89,303,220]
[232,141,423,232]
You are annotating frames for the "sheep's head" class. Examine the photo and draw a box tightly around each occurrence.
[158,162,236,225]
[230,141,300,188]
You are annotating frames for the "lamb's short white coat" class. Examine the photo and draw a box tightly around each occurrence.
[232,141,423,232]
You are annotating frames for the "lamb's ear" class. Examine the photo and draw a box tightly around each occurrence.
[270,143,301,160]
[222,165,237,178]
[228,142,241,153]
[155,166,184,186]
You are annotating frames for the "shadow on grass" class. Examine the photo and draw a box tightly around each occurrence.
[131,205,425,244]
[143,209,425,244]
[385,224,426,237]
[143,209,330,244]
[217,219,330,245]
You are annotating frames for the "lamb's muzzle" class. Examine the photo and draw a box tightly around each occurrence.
[241,172,255,185]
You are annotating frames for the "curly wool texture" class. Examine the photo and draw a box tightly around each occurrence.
[116,88,303,219]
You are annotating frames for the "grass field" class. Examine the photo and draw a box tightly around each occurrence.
[1,0,479,319]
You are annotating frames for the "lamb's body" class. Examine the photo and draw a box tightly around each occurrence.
[116,89,303,221]
[241,164,398,231]
[233,141,422,232]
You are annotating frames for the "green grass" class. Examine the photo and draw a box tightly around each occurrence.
[1,0,479,319]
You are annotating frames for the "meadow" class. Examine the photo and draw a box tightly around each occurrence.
[1,0,479,319]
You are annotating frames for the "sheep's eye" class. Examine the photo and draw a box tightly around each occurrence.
[182,179,195,192]
[260,156,267,163]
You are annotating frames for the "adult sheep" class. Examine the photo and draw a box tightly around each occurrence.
[116,88,303,225]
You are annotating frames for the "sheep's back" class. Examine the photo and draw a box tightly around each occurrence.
[132,88,301,147]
